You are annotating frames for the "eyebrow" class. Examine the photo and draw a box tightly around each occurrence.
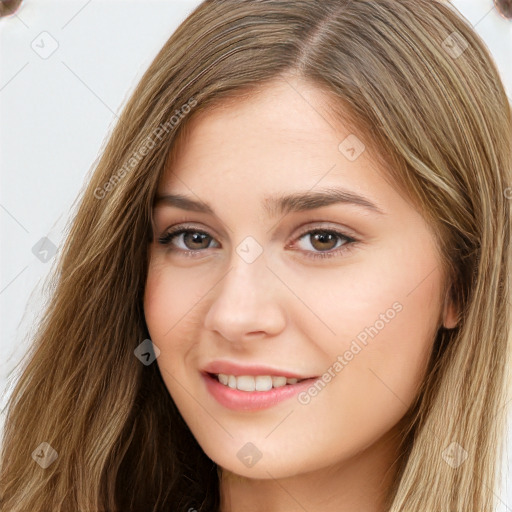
[153,187,386,217]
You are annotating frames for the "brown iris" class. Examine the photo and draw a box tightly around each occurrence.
[309,231,339,252]
[182,232,211,250]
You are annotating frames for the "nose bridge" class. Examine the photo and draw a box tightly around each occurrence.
[203,246,286,341]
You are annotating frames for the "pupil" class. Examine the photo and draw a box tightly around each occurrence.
[313,232,336,250]
[186,232,209,249]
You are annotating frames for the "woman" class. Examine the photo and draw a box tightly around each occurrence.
[1,0,511,510]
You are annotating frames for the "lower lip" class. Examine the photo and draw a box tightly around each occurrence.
[202,372,318,411]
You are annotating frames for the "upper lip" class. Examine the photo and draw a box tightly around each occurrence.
[202,360,317,379]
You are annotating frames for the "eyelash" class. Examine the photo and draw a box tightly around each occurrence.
[157,224,359,260]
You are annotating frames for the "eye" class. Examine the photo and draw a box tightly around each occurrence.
[290,227,358,260]
[157,224,359,260]
[158,226,219,256]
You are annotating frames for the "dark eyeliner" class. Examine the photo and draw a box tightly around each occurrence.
[157,225,359,260]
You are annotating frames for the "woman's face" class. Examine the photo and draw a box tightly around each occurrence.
[144,76,457,479]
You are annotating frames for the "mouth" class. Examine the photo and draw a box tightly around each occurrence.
[207,372,309,392]
[202,371,319,411]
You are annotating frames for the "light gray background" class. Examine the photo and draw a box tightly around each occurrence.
[0,1,511,509]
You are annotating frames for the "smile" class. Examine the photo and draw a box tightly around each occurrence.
[203,372,318,411]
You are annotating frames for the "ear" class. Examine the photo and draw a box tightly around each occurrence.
[442,284,459,329]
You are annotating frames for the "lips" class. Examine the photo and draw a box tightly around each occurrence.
[200,360,319,410]
[202,371,319,411]
[202,360,315,380]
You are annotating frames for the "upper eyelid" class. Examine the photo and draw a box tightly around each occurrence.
[152,206,367,237]
[158,222,359,245]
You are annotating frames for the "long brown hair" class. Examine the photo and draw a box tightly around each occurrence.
[1,1,511,510]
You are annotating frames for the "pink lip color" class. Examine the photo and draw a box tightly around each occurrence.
[202,372,318,411]
[202,360,310,379]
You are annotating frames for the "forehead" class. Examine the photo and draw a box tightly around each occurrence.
[156,77,403,219]
[179,81,337,150]
[163,80,356,174]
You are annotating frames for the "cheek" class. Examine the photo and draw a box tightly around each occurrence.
[144,259,214,385]
[144,266,187,383]
[357,254,443,397]
[333,281,439,431]
[144,259,204,341]
[144,264,172,341]
[144,266,190,395]
[299,245,443,424]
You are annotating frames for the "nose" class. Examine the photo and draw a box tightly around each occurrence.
[203,253,287,344]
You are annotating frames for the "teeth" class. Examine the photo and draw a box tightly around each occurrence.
[237,375,256,391]
[216,374,303,391]
[256,376,272,391]
[272,376,287,388]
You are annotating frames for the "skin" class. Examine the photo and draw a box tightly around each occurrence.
[144,75,458,512]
